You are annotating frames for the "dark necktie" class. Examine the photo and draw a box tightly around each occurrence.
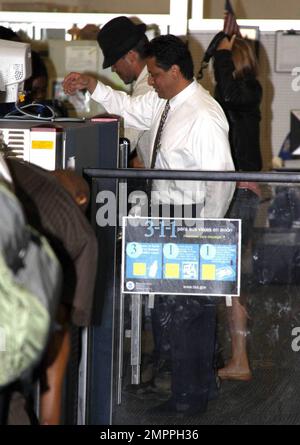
[150,100,170,169]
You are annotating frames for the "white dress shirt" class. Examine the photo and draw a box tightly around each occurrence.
[91,79,235,217]
[124,66,152,165]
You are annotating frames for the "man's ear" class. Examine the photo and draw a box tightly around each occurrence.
[170,64,180,79]
[125,50,137,64]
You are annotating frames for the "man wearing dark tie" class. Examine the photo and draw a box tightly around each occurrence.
[63,34,235,416]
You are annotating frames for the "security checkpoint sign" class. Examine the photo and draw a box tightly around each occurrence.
[121,217,241,297]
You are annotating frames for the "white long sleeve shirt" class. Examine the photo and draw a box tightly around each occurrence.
[91,79,235,217]
[124,66,152,165]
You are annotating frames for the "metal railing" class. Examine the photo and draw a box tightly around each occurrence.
[84,168,300,184]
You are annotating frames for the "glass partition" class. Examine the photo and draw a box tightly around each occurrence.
[86,172,300,425]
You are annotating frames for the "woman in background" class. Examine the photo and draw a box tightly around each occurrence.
[213,35,262,381]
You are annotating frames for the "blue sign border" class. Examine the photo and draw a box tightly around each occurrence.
[122,217,241,297]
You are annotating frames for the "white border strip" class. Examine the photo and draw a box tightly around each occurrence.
[0,11,171,27]
[170,0,189,35]
[0,8,190,37]
[189,19,300,32]
[2,11,300,36]
[191,0,204,21]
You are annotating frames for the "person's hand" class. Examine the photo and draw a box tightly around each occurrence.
[63,72,97,95]
[217,34,236,51]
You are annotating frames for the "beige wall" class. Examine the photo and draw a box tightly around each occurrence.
[204,0,300,19]
[2,0,300,18]
[0,0,170,13]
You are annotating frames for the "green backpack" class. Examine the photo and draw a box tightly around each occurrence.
[0,181,62,387]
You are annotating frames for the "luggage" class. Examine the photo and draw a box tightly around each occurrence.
[252,228,300,285]
[0,180,62,387]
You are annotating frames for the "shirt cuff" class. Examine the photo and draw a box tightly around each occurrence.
[91,81,108,101]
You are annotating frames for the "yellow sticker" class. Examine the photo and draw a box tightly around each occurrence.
[31,140,54,150]
[133,263,147,276]
[202,264,216,280]
[165,263,180,279]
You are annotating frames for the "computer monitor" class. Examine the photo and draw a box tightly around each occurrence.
[0,39,32,103]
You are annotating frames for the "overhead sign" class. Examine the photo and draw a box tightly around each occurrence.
[121,217,241,297]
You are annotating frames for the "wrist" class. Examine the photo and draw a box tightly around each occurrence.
[88,78,97,94]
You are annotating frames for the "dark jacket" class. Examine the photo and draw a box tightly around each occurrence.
[7,159,98,326]
[213,50,262,171]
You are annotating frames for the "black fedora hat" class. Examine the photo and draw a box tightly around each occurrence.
[97,16,146,69]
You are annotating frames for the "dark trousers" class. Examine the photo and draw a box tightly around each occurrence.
[150,203,217,406]
[0,380,39,425]
[0,385,12,425]
[152,295,217,405]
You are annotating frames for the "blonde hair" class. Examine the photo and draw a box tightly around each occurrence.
[231,37,258,79]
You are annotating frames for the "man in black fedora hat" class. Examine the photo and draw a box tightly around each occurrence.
[97,16,153,167]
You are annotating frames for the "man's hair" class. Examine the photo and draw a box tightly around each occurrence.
[0,25,21,41]
[31,51,48,80]
[145,35,194,80]
[131,34,149,60]
[24,51,48,95]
